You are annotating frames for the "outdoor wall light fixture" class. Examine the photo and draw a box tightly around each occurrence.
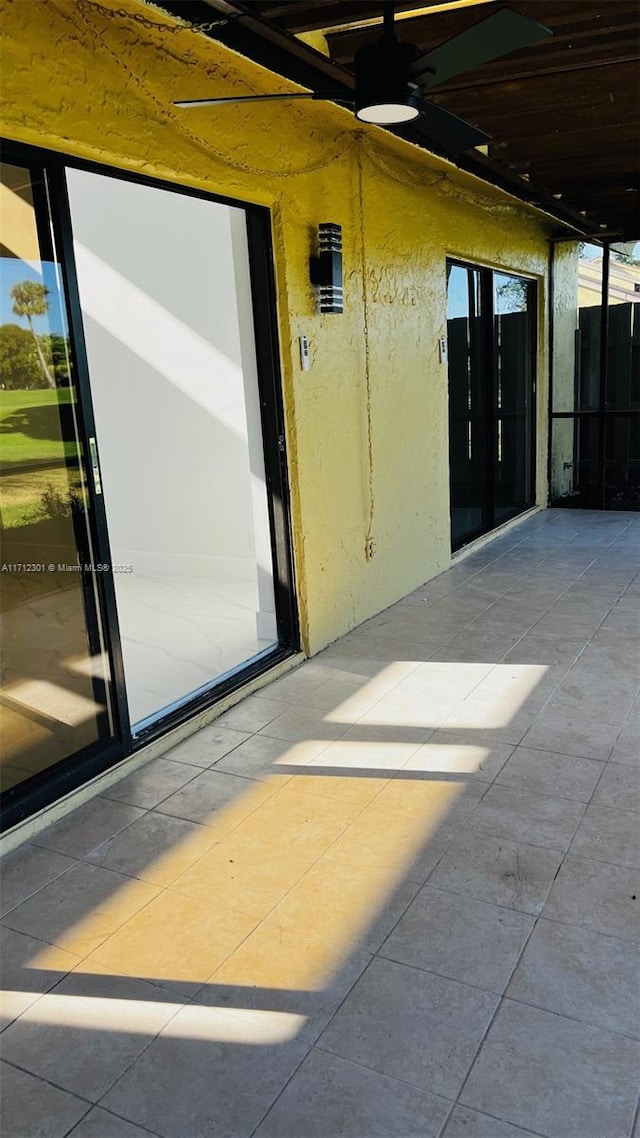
[310,223,344,313]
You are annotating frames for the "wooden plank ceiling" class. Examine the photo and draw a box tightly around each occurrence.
[248,0,640,237]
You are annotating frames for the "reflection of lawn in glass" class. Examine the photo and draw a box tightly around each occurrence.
[0,465,84,528]
[0,387,77,467]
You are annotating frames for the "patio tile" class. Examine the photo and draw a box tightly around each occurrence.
[256,664,328,701]
[254,1048,450,1137]
[0,926,80,1028]
[287,849,418,951]
[228,782,362,859]
[68,1108,159,1138]
[593,762,640,812]
[86,812,218,886]
[464,784,585,850]
[503,634,586,669]
[371,775,484,827]
[360,691,456,734]
[520,712,619,761]
[323,780,474,877]
[402,821,465,885]
[311,730,423,770]
[428,830,563,914]
[154,769,273,831]
[102,1023,308,1138]
[296,677,382,719]
[89,889,258,994]
[214,695,289,732]
[319,957,498,1099]
[461,999,640,1138]
[196,948,371,1047]
[442,1106,543,1138]
[282,765,390,807]
[168,831,319,919]
[258,704,345,743]
[0,844,76,917]
[0,1060,89,1138]
[101,758,200,809]
[404,735,514,781]
[211,732,307,780]
[394,660,493,701]
[2,862,160,957]
[0,969,180,1101]
[507,918,640,1037]
[165,725,250,768]
[32,797,145,860]
[495,745,604,802]
[542,855,640,942]
[610,698,640,766]
[381,885,533,994]
[570,804,640,870]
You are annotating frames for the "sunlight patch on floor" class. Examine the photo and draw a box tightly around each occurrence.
[1,992,305,1043]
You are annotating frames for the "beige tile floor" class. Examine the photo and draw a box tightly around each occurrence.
[1,509,639,1138]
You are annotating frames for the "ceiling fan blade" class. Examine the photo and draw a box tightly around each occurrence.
[174,92,352,108]
[400,101,490,155]
[408,9,553,88]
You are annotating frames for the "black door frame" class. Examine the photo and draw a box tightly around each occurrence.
[447,257,538,552]
[1,138,299,831]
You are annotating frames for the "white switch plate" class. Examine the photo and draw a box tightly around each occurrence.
[439,336,448,364]
[299,335,310,370]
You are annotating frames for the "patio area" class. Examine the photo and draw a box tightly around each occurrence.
[1,508,639,1138]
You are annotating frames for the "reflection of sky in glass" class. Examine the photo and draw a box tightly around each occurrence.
[610,240,640,260]
[579,243,603,261]
[447,265,468,320]
[0,258,68,335]
[494,272,530,315]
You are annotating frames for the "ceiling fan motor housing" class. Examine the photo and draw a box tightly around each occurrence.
[354,34,423,122]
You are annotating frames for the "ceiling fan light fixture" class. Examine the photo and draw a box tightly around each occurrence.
[356,98,420,124]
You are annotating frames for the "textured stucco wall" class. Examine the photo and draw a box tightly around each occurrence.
[1,0,552,654]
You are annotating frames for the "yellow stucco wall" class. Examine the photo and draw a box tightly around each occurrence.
[1,0,552,654]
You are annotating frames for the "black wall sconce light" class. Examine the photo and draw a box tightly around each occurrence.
[310,223,343,313]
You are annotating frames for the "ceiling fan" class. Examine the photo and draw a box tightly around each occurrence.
[174,2,552,156]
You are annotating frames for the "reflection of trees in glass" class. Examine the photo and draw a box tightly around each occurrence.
[39,334,72,385]
[0,324,41,388]
[9,280,56,388]
[496,277,528,313]
[0,324,71,389]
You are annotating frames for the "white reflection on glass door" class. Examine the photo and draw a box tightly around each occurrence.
[65,170,277,729]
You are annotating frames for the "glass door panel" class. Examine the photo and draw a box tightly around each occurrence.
[447,263,486,547]
[494,272,535,524]
[447,260,536,549]
[65,169,278,732]
[0,162,113,793]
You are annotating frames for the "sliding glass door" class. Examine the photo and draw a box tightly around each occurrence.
[1,142,297,826]
[447,260,536,550]
[65,170,289,734]
[0,161,115,796]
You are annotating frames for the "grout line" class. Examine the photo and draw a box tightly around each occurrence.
[0,854,85,922]
[631,1087,640,1138]
[0,1056,97,1109]
[496,991,640,1045]
[312,1038,458,1102]
[536,902,640,947]
[437,1103,549,1138]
